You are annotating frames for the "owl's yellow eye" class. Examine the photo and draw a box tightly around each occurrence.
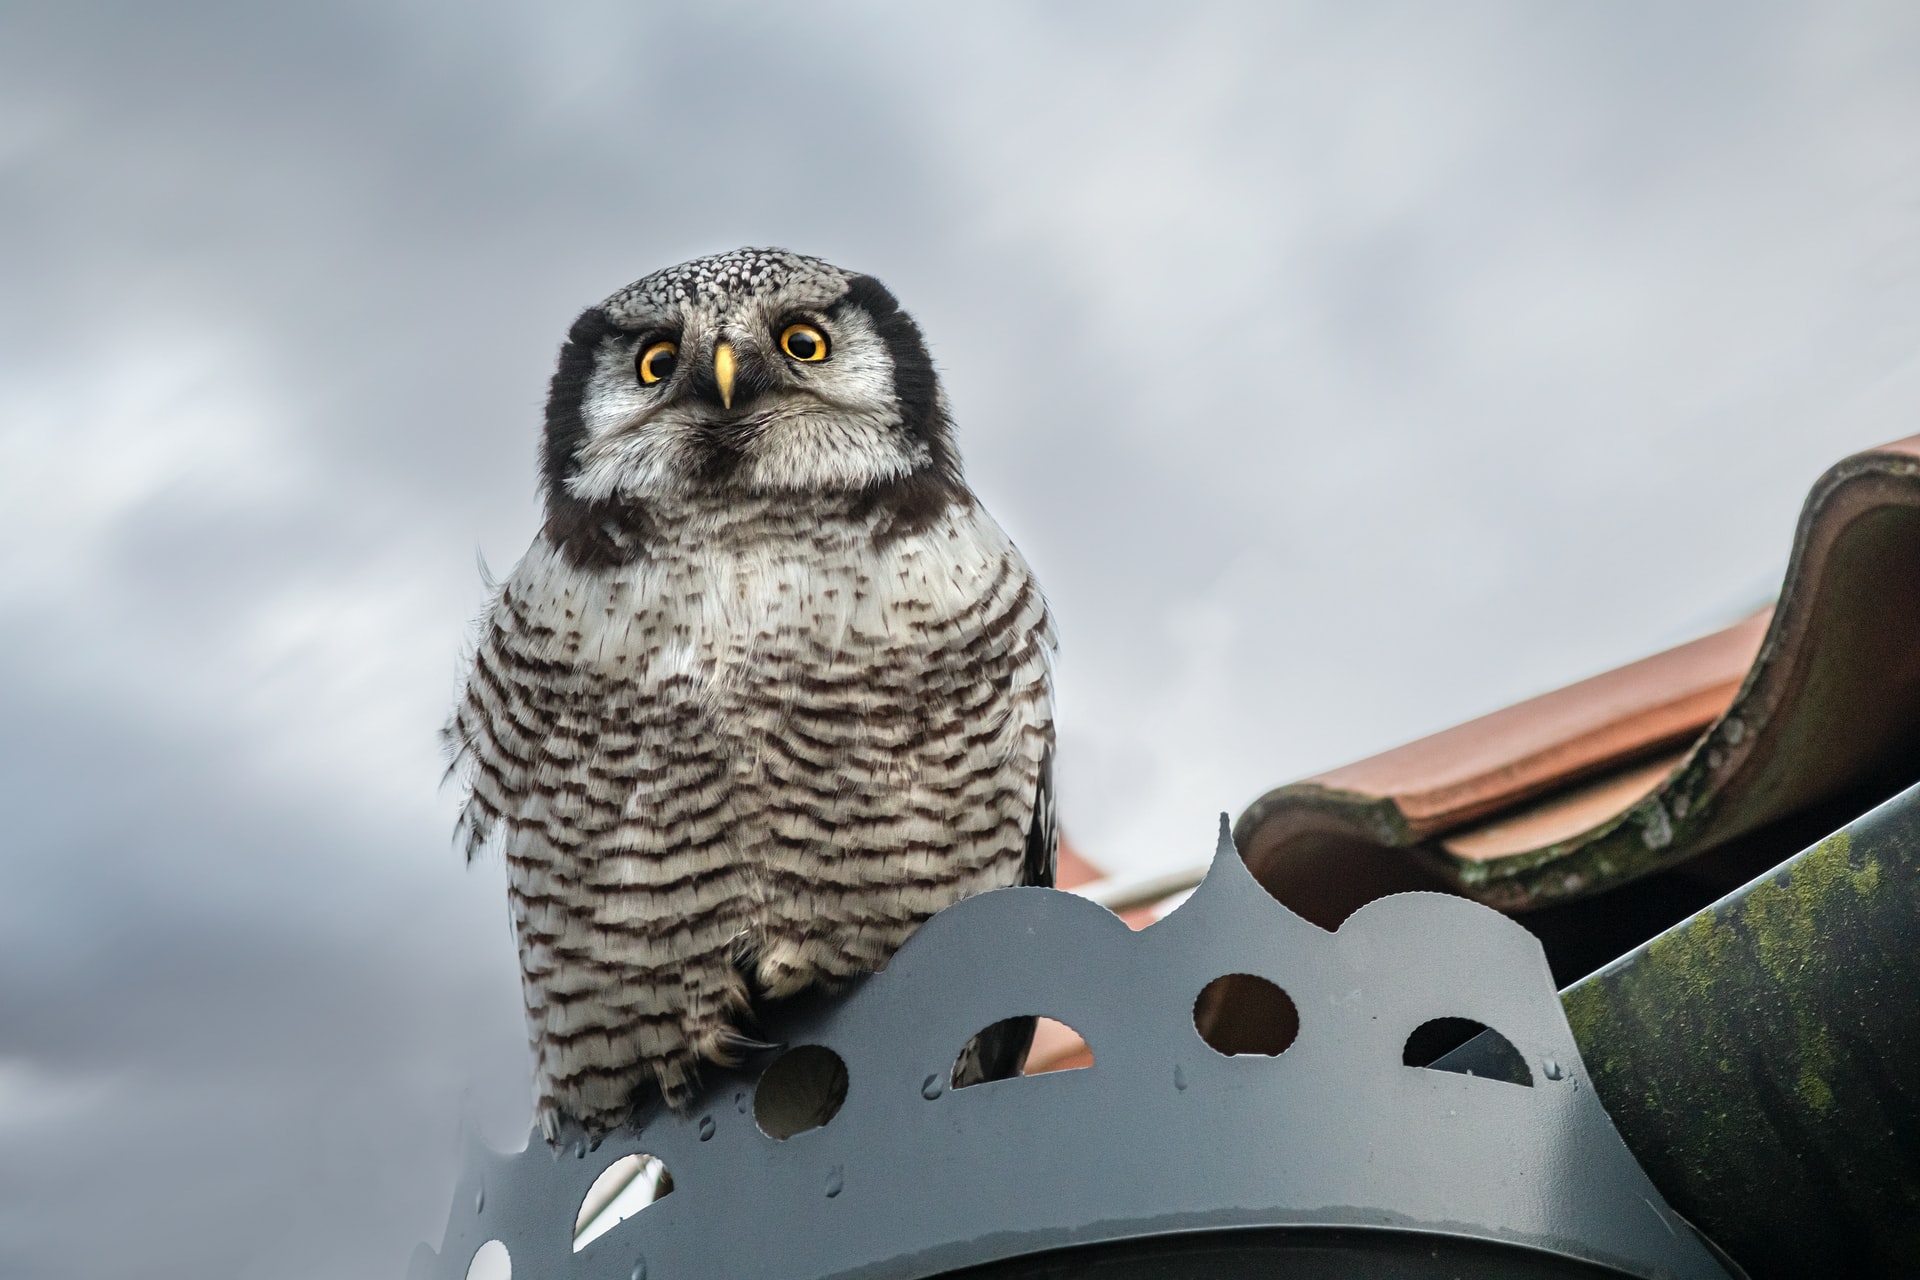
[779,323,829,363]
[637,341,678,385]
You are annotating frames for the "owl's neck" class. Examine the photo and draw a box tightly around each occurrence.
[545,470,971,570]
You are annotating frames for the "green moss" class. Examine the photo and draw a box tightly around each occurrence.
[1796,1068,1835,1114]
[1553,780,1920,1268]
[1559,982,1610,1058]
[1851,855,1882,896]
[1560,822,1889,1174]
[1743,831,1861,986]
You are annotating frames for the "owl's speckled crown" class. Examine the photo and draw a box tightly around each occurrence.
[599,247,853,318]
[413,820,1733,1280]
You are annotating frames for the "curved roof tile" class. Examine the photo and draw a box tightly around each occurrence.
[1235,435,1920,923]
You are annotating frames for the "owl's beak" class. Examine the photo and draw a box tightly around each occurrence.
[713,341,737,411]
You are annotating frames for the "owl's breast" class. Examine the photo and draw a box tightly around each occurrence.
[504,501,1046,740]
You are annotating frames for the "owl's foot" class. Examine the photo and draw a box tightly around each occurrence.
[714,1026,779,1058]
[653,1054,703,1113]
[753,938,824,1000]
[535,1100,604,1152]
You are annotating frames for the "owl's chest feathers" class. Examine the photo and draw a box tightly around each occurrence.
[507,500,1006,700]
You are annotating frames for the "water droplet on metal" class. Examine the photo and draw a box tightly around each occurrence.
[630,1257,647,1280]
[473,1185,484,1213]
[1173,1064,1188,1092]
[697,1115,716,1141]
[920,1074,944,1100]
[824,1165,844,1198]
[734,1091,748,1114]
[1543,1059,1566,1081]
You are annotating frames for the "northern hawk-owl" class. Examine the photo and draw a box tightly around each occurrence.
[445,248,1057,1141]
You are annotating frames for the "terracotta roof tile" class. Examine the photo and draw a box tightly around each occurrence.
[1235,433,1920,922]
[1054,834,1102,891]
[1306,610,1769,840]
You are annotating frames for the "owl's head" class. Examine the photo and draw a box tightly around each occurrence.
[541,248,960,526]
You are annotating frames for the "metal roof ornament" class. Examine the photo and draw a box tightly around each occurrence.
[413,817,1737,1279]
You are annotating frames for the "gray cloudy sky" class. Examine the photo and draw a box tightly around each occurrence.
[3,2,1918,1275]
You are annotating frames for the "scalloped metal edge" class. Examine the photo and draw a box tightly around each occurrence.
[415,818,1732,1280]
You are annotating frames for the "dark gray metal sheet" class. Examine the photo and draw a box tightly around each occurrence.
[414,818,1731,1280]
[1554,777,1920,1277]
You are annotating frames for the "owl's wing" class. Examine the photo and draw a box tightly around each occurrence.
[1019,744,1056,890]
[447,542,757,1136]
[951,747,1055,1089]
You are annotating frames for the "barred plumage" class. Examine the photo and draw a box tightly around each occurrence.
[445,250,1056,1140]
